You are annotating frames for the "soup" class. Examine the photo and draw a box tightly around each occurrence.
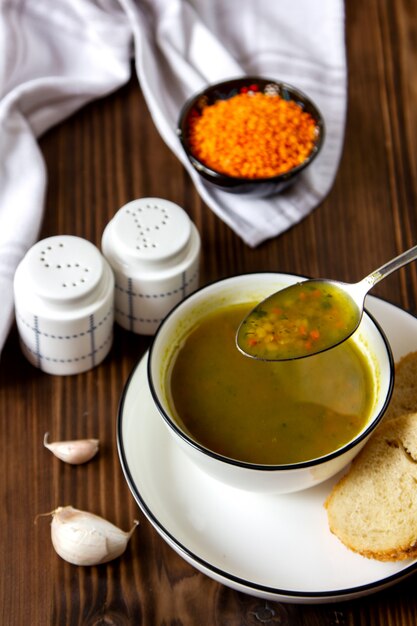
[237,280,359,360]
[167,303,376,465]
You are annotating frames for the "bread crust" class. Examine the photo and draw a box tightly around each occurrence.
[325,412,417,561]
[384,350,417,421]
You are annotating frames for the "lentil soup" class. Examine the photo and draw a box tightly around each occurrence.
[167,303,376,465]
[237,280,360,360]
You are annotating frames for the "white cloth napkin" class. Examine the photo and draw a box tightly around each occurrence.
[0,0,346,355]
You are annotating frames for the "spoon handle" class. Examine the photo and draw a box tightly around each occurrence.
[360,244,417,291]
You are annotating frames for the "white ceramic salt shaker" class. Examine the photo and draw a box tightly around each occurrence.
[101,198,201,335]
[14,235,114,375]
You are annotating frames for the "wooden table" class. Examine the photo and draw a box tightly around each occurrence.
[2,1,417,623]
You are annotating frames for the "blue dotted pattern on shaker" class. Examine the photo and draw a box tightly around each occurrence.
[127,277,134,332]
[34,315,41,369]
[89,313,96,368]
[115,269,199,328]
[17,306,113,366]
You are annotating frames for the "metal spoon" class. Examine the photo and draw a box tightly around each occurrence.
[236,244,417,361]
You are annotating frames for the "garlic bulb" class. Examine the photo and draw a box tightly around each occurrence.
[44,432,99,464]
[46,506,138,566]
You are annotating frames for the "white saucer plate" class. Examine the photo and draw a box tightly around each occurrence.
[117,295,417,603]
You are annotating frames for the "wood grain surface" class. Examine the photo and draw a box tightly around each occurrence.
[2,1,417,624]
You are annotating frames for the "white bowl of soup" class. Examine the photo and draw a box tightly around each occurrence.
[148,273,394,494]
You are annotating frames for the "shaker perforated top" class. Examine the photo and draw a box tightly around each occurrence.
[104,198,192,269]
[23,235,105,305]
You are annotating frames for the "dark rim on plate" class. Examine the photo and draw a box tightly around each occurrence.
[116,296,417,600]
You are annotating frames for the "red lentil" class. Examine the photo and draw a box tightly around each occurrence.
[188,91,317,179]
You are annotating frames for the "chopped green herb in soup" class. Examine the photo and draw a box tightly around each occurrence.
[237,281,359,360]
[168,303,375,465]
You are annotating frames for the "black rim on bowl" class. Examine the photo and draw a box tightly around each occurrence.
[177,76,325,191]
[147,272,395,472]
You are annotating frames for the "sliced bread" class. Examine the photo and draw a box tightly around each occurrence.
[384,350,417,421]
[325,412,417,561]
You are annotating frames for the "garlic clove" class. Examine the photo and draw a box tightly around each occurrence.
[45,506,139,566]
[44,433,99,464]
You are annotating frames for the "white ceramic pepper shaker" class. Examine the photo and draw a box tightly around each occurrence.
[13,235,114,375]
[101,198,201,335]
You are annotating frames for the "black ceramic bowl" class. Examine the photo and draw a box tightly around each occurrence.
[177,76,325,197]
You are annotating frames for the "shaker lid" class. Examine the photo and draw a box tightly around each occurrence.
[23,235,105,305]
[105,198,192,269]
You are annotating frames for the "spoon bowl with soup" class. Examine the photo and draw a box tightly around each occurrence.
[237,245,417,361]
